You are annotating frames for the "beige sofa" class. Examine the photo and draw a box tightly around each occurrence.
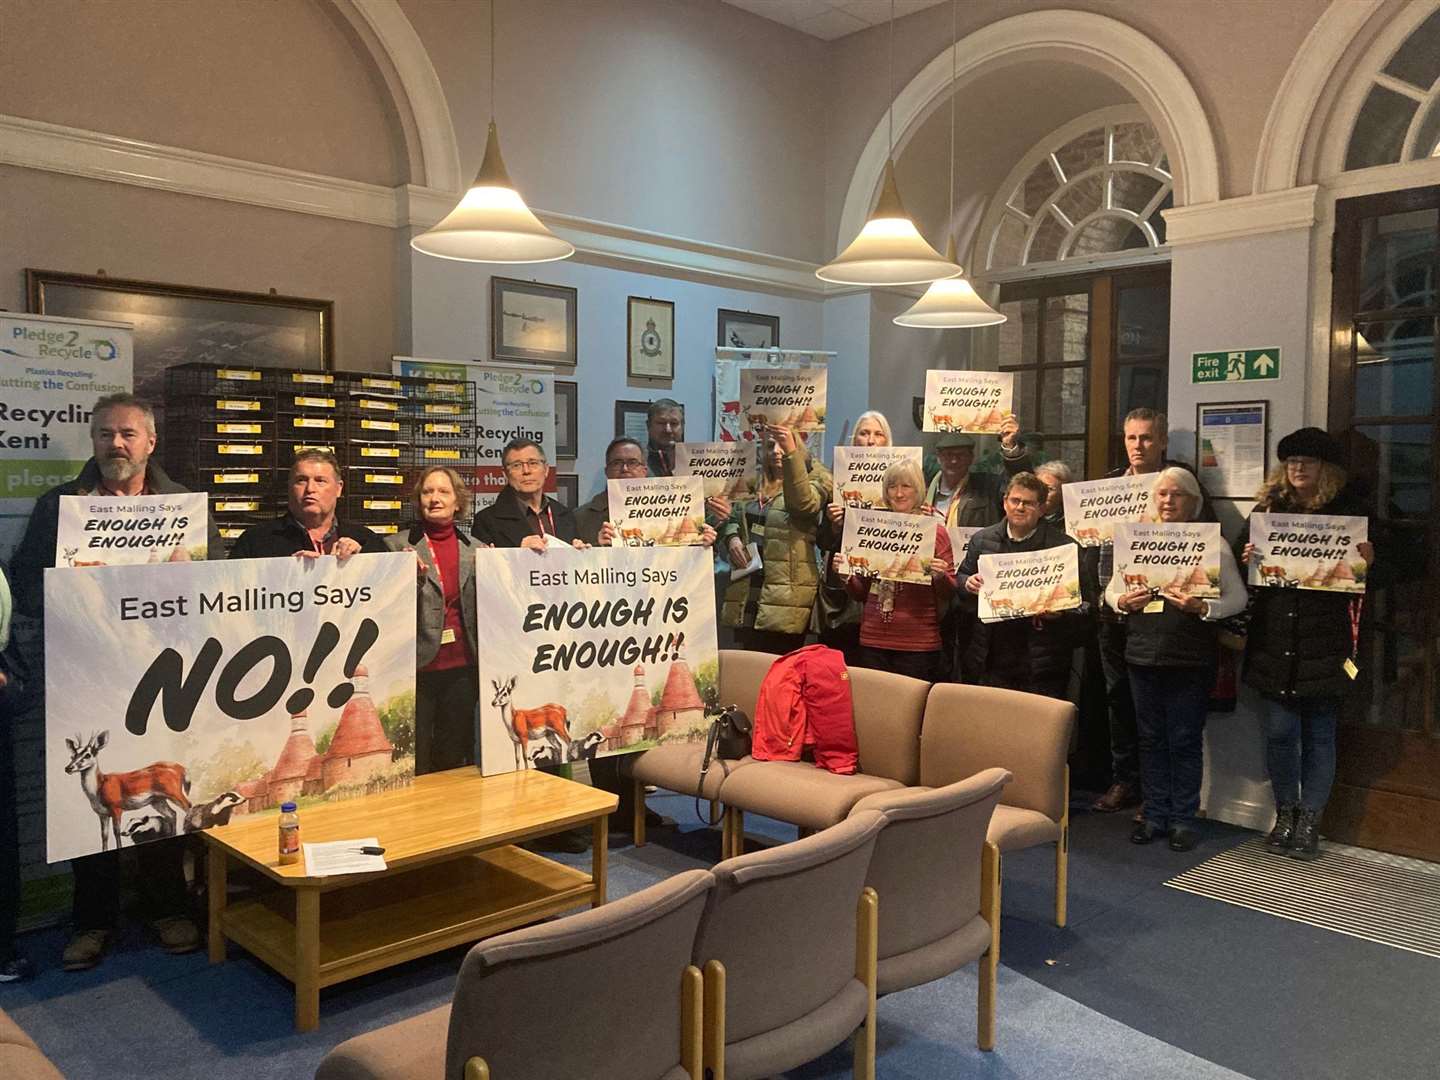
[0,1009,64,1080]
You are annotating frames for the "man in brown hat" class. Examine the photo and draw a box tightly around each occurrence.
[923,414,1031,527]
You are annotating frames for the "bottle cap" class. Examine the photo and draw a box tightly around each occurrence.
[280,801,297,812]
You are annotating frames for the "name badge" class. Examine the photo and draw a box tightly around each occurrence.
[440,627,457,645]
[1142,600,1165,614]
[1343,658,1359,680]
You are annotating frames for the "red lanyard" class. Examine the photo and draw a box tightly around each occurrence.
[1348,596,1364,659]
[533,505,555,539]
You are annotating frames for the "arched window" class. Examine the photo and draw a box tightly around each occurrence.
[1344,7,1440,170]
[985,113,1173,274]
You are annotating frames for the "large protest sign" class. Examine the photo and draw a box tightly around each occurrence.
[832,446,924,509]
[1113,522,1223,598]
[607,476,708,546]
[476,546,720,776]
[1247,512,1368,593]
[1061,473,1155,546]
[56,492,209,566]
[922,370,1013,434]
[44,552,416,863]
[840,508,936,585]
[674,441,753,501]
[977,545,1082,622]
[946,525,982,563]
[739,367,827,432]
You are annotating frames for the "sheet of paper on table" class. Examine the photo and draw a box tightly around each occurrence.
[302,837,388,877]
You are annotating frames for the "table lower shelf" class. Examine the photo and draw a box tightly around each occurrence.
[220,844,595,988]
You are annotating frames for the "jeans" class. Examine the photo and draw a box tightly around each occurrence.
[1099,621,1140,787]
[0,703,19,963]
[1262,697,1339,813]
[1128,665,1211,829]
[72,840,189,931]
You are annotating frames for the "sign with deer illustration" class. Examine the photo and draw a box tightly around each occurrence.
[56,491,209,566]
[977,544,1082,623]
[44,552,416,863]
[674,442,754,501]
[739,367,827,432]
[831,446,924,510]
[1112,521,1223,598]
[922,370,1013,434]
[1247,512,1368,593]
[1061,473,1155,546]
[607,475,708,546]
[839,507,937,585]
[476,546,719,776]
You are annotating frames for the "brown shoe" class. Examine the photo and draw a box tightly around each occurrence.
[62,929,111,971]
[151,916,201,954]
[1092,782,1140,813]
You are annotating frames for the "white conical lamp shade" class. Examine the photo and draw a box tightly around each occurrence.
[411,122,574,264]
[817,160,961,286]
[893,240,1006,328]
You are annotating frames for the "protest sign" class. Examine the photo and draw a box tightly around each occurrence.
[840,508,937,585]
[607,476,708,546]
[56,492,209,566]
[1247,512,1368,593]
[674,442,753,501]
[476,546,720,776]
[977,545,1081,622]
[946,525,982,563]
[739,367,827,432]
[1061,473,1155,545]
[922,370,1013,434]
[832,446,924,509]
[1113,522,1223,598]
[44,552,417,863]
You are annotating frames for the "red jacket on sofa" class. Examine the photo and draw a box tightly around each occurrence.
[753,645,859,774]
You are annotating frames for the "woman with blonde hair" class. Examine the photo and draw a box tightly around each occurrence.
[388,465,480,773]
[845,458,956,680]
[1240,428,1376,860]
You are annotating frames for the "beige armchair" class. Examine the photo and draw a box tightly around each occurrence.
[693,810,886,1080]
[315,868,714,1080]
[848,769,1012,1050]
[0,1009,64,1080]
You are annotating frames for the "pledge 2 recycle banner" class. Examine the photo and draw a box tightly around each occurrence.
[476,546,719,776]
[607,476,708,546]
[1061,473,1154,546]
[45,552,416,863]
[1247,512,1367,593]
[831,446,923,509]
[977,545,1081,623]
[1112,522,1223,598]
[56,492,210,566]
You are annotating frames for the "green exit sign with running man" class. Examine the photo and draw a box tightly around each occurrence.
[1191,347,1281,384]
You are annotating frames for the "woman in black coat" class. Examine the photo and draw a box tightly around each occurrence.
[1240,428,1375,861]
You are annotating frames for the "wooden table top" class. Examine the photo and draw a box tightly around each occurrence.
[202,768,617,884]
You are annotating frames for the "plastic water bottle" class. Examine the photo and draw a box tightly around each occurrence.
[278,801,300,866]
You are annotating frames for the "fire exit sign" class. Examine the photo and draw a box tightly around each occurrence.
[1192,347,1281,384]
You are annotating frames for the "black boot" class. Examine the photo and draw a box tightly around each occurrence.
[1265,803,1297,853]
[1289,807,1321,861]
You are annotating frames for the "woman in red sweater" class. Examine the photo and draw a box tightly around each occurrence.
[388,466,480,774]
[846,459,956,681]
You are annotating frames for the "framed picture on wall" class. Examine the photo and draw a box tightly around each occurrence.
[553,474,580,508]
[717,308,779,352]
[26,268,332,417]
[554,379,579,459]
[1195,399,1269,500]
[491,276,577,367]
[627,296,675,381]
[615,399,684,445]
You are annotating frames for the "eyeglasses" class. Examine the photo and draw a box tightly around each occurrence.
[1005,496,1040,510]
[606,458,646,473]
[504,459,547,473]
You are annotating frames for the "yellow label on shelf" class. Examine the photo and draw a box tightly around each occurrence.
[219,527,245,539]
[292,372,334,385]
[361,378,401,390]
[361,419,400,432]
[215,500,260,512]
[360,446,401,458]
[218,444,263,455]
[294,396,335,408]
[364,499,402,511]
[423,422,461,435]
[371,524,400,535]
[359,398,399,411]
[217,369,261,381]
[364,473,404,484]
[426,382,462,395]
[424,447,461,460]
[212,472,260,484]
[293,417,334,429]
[424,403,461,415]
[216,399,261,411]
[216,423,261,434]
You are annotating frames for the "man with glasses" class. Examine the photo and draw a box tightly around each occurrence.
[473,438,589,550]
[573,437,646,546]
[645,398,684,477]
[956,472,1093,700]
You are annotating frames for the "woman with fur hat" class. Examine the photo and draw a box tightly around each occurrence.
[1240,427,1376,861]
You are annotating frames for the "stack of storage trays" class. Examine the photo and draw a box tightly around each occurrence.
[405,372,478,536]
[163,364,278,553]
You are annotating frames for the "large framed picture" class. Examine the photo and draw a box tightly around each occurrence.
[491,276,577,367]
[26,268,332,411]
[554,379,579,459]
[627,296,675,381]
[717,308,779,351]
[615,399,683,445]
[1196,399,1269,500]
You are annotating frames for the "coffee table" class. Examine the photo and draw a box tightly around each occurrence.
[202,767,617,1031]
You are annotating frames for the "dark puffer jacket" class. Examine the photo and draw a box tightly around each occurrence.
[1241,486,1373,702]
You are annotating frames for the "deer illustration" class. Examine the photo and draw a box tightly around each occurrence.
[1259,564,1289,586]
[930,413,954,431]
[620,527,647,547]
[63,731,191,850]
[490,676,573,771]
[1073,526,1103,544]
[1122,572,1150,590]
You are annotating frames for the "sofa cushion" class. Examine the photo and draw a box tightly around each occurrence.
[721,978,869,1080]
[988,803,1060,852]
[877,914,991,996]
[623,743,752,800]
[315,1004,448,1080]
[717,761,904,830]
[848,666,929,785]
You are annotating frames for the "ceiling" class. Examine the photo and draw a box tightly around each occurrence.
[721,0,947,41]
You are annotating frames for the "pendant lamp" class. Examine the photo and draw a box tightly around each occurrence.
[816,0,959,286]
[411,2,573,264]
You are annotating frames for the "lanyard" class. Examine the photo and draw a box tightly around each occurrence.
[309,531,330,556]
[1348,596,1364,659]
[532,504,555,539]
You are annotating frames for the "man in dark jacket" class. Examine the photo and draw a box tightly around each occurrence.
[10,393,219,971]
[228,450,386,560]
[644,399,684,478]
[573,438,647,546]
[957,472,1092,700]
[472,438,586,549]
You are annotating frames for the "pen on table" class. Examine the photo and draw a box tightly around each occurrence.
[351,846,386,856]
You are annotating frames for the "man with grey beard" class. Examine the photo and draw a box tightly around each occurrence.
[10,392,220,971]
